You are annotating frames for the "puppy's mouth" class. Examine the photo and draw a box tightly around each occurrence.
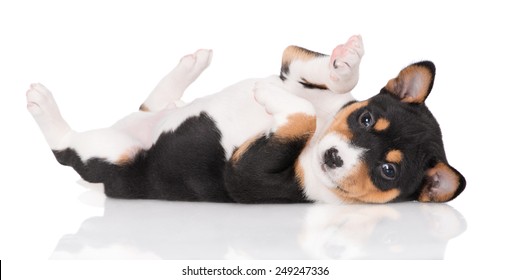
[319,162,339,189]
[318,163,350,194]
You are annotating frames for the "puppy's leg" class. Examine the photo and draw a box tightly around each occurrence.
[225,82,316,203]
[27,84,149,188]
[27,83,73,149]
[140,49,212,112]
[253,82,316,138]
[280,35,364,94]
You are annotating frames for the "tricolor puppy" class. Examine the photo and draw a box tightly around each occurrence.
[27,36,465,204]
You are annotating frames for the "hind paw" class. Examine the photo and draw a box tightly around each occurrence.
[26,83,58,117]
[178,49,213,75]
[26,83,72,148]
[328,35,364,91]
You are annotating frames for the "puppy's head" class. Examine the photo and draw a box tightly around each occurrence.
[315,61,465,203]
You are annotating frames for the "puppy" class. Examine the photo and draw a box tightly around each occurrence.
[26,36,465,204]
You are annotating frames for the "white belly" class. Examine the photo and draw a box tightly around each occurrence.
[156,78,271,159]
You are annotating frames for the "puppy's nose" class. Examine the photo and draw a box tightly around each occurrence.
[324,148,343,168]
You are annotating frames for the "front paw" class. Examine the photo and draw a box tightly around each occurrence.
[254,82,315,117]
[253,82,279,115]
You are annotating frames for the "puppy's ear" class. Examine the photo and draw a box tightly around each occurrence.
[418,162,466,203]
[383,61,436,104]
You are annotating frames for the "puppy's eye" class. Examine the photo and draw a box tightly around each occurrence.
[380,163,398,180]
[358,111,374,128]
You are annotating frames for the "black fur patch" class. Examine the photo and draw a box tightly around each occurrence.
[280,72,287,81]
[54,113,233,202]
[280,63,290,81]
[224,134,310,204]
[298,78,329,90]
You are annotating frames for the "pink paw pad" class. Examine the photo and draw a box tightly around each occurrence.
[330,35,364,70]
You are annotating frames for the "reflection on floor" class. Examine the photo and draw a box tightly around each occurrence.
[51,199,466,260]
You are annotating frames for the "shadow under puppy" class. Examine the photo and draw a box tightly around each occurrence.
[26,36,465,204]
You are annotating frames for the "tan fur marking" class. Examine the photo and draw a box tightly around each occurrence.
[386,150,403,163]
[117,147,141,165]
[282,46,324,67]
[275,113,316,140]
[139,104,150,112]
[385,65,433,104]
[385,79,398,96]
[326,101,368,140]
[374,118,390,131]
[418,162,459,202]
[334,162,400,203]
[231,135,260,163]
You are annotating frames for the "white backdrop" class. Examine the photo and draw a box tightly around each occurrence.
[1,0,508,278]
